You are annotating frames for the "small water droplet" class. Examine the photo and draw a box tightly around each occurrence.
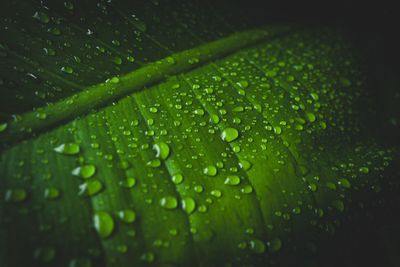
[44,187,60,200]
[32,11,49,23]
[249,239,266,254]
[172,174,183,184]
[117,209,136,223]
[119,177,136,188]
[54,143,80,155]
[5,188,27,203]
[0,123,8,132]
[338,178,351,189]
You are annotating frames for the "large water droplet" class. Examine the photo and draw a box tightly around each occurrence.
[224,175,241,186]
[153,142,170,160]
[181,197,196,214]
[93,211,114,238]
[79,180,103,196]
[54,143,80,155]
[71,165,96,179]
[160,196,178,209]
[221,128,239,142]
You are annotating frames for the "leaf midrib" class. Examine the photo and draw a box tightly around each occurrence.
[1,27,291,147]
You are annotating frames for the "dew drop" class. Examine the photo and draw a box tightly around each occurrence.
[93,211,114,238]
[171,174,183,184]
[79,180,103,196]
[203,165,217,176]
[160,196,178,209]
[71,165,96,179]
[221,128,239,142]
[153,142,170,160]
[54,143,80,155]
[224,175,241,186]
[181,197,196,214]
[249,239,266,254]
[117,209,136,223]
[4,188,27,203]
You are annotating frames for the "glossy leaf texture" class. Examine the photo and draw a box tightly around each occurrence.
[0,0,398,267]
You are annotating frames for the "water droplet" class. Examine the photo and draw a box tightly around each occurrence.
[203,165,217,176]
[310,92,319,101]
[149,107,158,113]
[160,196,178,209]
[0,123,8,132]
[54,143,80,155]
[239,160,252,171]
[113,56,122,65]
[147,159,161,168]
[338,178,351,189]
[359,166,369,174]
[326,182,337,190]
[210,114,220,124]
[241,185,253,194]
[181,197,196,214]
[64,1,74,10]
[79,180,103,196]
[194,109,205,116]
[292,207,301,214]
[61,66,73,74]
[119,177,136,188]
[153,142,170,160]
[71,165,96,179]
[211,190,222,198]
[93,211,114,238]
[273,126,282,135]
[127,55,135,62]
[267,238,282,252]
[32,11,49,23]
[140,252,155,263]
[236,80,249,88]
[306,112,316,122]
[249,239,266,254]
[221,128,239,142]
[117,209,136,223]
[308,183,317,192]
[36,111,47,120]
[166,56,175,64]
[4,188,27,203]
[224,175,240,186]
[44,187,60,200]
[172,174,183,184]
[194,185,203,193]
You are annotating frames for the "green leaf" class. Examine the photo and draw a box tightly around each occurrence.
[0,1,398,267]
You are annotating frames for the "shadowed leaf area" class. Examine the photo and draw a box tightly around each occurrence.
[0,0,399,267]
